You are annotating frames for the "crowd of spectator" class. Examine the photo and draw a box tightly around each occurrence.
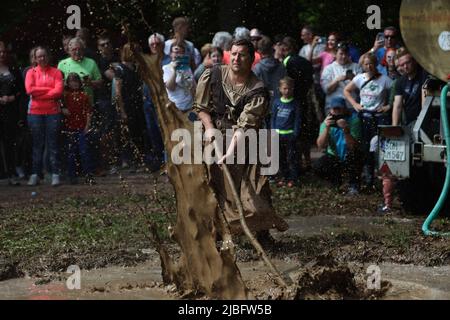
[0,18,429,214]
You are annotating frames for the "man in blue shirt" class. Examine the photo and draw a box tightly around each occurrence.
[314,96,363,195]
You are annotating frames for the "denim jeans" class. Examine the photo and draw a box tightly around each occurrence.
[65,129,94,177]
[28,114,62,175]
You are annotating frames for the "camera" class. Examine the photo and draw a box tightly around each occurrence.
[329,114,345,127]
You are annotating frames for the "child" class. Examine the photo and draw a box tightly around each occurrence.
[271,77,301,187]
[62,73,95,184]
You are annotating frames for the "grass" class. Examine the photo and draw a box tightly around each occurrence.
[0,191,175,274]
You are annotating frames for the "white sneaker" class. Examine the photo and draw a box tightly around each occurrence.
[27,174,39,186]
[51,174,61,187]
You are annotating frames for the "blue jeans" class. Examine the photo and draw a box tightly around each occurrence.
[28,114,62,175]
[65,129,94,178]
[143,101,164,161]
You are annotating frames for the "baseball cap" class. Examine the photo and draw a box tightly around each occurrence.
[329,96,346,109]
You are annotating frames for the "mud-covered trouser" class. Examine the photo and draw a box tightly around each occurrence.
[313,150,363,187]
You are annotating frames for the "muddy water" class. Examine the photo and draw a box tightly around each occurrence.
[1,259,450,300]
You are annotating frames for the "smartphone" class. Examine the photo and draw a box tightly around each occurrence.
[346,70,355,80]
[175,55,190,71]
[376,32,385,44]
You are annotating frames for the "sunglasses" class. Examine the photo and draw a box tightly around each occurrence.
[385,35,396,39]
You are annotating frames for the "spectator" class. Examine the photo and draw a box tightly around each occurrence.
[62,73,95,185]
[58,37,103,104]
[76,27,97,60]
[282,36,314,170]
[253,35,286,105]
[384,48,401,80]
[0,41,25,185]
[112,43,147,169]
[148,33,170,66]
[211,31,233,56]
[271,77,300,187]
[363,26,400,76]
[321,42,361,112]
[392,50,427,126]
[273,34,286,63]
[194,46,223,82]
[164,17,201,70]
[308,32,341,75]
[94,32,120,173]
[143,32,168,170]
[25,46,64,186]
[163,41,196,112]
[314,96,363,195]
[344,53,393,188]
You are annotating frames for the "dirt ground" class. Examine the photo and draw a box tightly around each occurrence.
[1,159,450,300]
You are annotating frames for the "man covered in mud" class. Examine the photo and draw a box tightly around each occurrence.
[194,39,288,241]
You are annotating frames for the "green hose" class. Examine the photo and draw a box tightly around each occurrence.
[422,84,450,236]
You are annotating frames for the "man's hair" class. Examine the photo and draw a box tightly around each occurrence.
[302,25,315,35]
[212,31,233,50]
[233,27,250,41]
[279,76,294,88]
[148,33,165,45]
[68,37,86,50]
[336,42,350,54]
[282,36,298,54]
[257,35,273,56]
[231,38,255,63]
[396,46,409,59]
[384,26,398,34]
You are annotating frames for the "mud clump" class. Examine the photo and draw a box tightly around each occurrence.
[294,254,391,300]
[0,257,23,281]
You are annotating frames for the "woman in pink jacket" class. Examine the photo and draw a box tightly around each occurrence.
[25,46,64,186]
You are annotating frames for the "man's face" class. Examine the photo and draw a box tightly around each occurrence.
[301,29,313,44]
[330,107,345,116]
[230,45,252,73]
[398,54,416,76]
[273,42,285,60]
[70,44,84,61]
[149,38,163,55]
[335,49,349,65]
[384,29,397,49]
[97,39,112,57]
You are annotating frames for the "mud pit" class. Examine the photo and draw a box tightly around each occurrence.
[2,169,450,300]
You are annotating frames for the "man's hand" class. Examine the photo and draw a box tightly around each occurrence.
[336,118,348,129]
[324,114,335,128]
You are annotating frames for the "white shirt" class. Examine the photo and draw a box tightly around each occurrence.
[321,61,362,110]
[353,73,393,112]
[163,64,195,111]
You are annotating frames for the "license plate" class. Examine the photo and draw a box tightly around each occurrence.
[384,139,406,161]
